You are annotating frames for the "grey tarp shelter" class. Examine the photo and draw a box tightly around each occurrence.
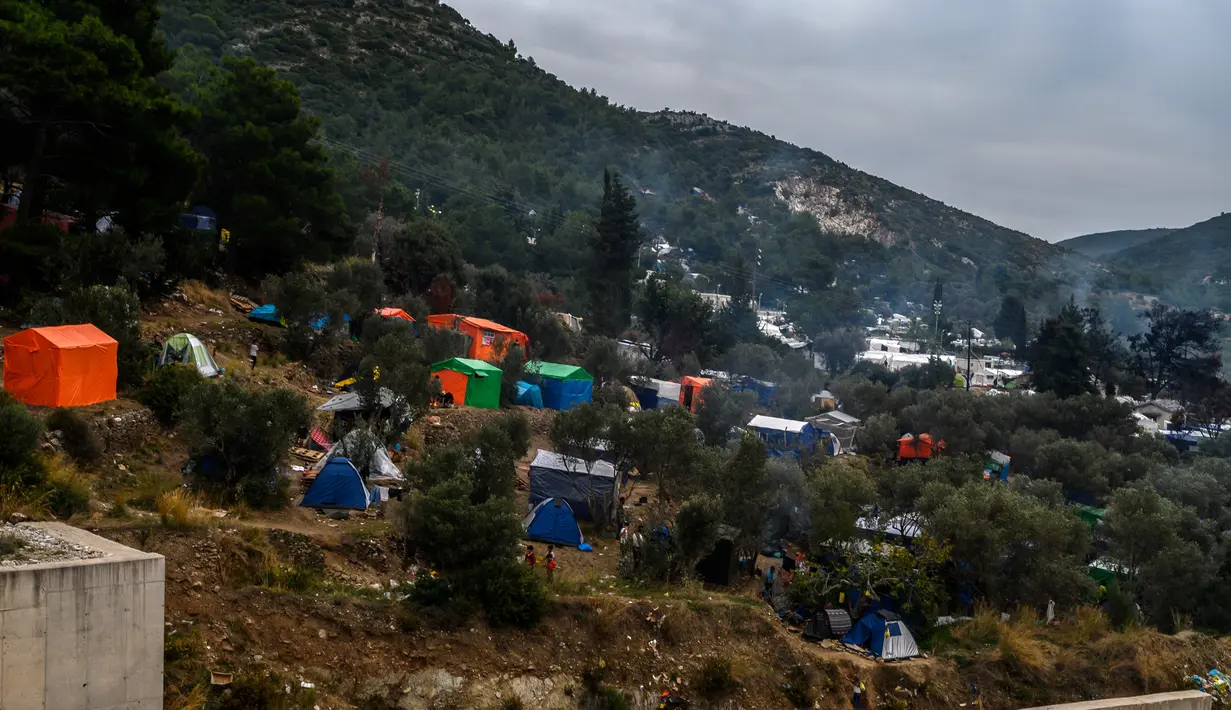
[316,387,397,412]
[527,449,618,522]
[803,608,853,641]
[310,428,404,486]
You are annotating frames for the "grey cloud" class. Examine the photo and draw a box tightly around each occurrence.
[450,0,1231,240]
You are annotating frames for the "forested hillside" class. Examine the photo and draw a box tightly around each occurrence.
[1097,214,1231,311]
[158,0,1084,326]
[1057,227,1174,259]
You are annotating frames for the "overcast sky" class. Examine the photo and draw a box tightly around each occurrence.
[449,0,1229,242]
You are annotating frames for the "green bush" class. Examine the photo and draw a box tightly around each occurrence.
[695,657,738,700]
[45,471,92,518]
[46,409,103,464]
[471,557,545,629]
[0,392,46,488]
[0,532,26,558]
[138,365,205,426]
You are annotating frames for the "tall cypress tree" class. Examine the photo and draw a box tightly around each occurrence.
[587,170,642,336]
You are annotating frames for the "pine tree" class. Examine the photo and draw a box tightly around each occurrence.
[587,170,642,336]
[1028,298,1094,398]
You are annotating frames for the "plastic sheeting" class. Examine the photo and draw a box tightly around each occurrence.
[516,380,544,408]
[311,428,404,485]
[2,324,118,407]
[316,388,396,412]
[527,450,617,522]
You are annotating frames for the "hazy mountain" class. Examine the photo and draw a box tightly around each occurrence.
[1057,228,1175,259]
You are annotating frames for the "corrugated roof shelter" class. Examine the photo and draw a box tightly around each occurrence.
[3,324,118,407]
[523,361,593,411]
[431,357,502,409]
[528,450,617,521]
[426,314,528,362]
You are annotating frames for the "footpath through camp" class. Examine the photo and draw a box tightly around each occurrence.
[3,283,1231,710]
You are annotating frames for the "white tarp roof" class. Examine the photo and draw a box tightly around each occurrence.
[529,449,616,479]
[815,410,860,425]
[747,414,809,434]
[316,388,396,412]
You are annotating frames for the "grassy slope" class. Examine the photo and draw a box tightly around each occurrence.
[1057,228,1175,260]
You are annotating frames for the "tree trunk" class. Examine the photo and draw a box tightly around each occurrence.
[16,119,49,225]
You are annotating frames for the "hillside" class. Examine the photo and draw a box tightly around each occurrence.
[158,0,1083,322]
[1057,227,1175,259]
[1098,213,1231,310]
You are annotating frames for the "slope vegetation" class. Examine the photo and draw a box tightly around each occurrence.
[159,0,1080,316]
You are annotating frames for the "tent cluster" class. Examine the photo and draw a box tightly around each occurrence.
[520,448,620,550]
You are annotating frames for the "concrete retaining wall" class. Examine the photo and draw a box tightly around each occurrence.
[1022,690,1212,710]
[0,523,165,709]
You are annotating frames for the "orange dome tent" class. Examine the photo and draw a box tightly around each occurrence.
[3,324,118,407]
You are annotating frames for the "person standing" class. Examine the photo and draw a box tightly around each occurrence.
[249,342,259,370]
[545,545,558,582]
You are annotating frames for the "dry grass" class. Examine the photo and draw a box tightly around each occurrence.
[997,618,1048,679]
[127,470,180,509]
[0,483,50,521]
[181,280,228,310]
[1054,606,1111,646]
[954,603,1002,645]
[157,488,207,529]
[165,684,208,710]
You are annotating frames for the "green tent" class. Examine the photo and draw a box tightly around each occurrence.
[1075,504,1106,531]
[431,357,502,409]
[523,361,594,411]
[159,333,221,377]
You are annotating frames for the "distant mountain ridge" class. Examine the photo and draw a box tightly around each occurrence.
[1109,213,1231,281]
[1057,228,1175,259]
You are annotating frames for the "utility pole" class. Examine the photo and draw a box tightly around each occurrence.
[966,321,973,391]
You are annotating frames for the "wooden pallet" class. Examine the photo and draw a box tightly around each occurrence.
[229,294,258,313]
[290,447,323,464]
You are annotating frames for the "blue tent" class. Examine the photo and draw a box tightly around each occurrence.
[516,380,544,408]
[523,362,594,411]
[523,497,584,547]
[300,458,369,511]
[746,415,820,458]
[841,610,919,660]
[248,304,285,327]
[731,375,777,407]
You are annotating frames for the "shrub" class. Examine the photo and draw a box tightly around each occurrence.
[0,391,44,487]
[0,532,26,558]
[781,666,815,708]
[216,673,316,710]
[46,409,104,464]
[181,380,309,508]
[695,657,738,700]
[138,365,205,426]
[157,488,204,530]
[471,557,545,629]
[44,457,92,518]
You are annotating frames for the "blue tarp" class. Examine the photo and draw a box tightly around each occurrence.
[516,380,544,408]
[248,304,285,327]
[841,611,919,660]
[308,313,352,333]
[731,376,777,407]
[523,497,584,547]
[300,458,369,511]
[539,378,593,411]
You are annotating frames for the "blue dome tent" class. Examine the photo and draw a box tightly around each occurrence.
[841,610,919,660]
[300,458,369,511]
[523,497,584,547]
[516,380,544,408]
[248,304,286,327]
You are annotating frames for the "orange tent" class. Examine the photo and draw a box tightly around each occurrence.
[426,314,529,362]
[3,324,118,407]
[374,307,414,323]
[679,376,712,412]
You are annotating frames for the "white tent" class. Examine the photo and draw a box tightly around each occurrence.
[311,428,404,485]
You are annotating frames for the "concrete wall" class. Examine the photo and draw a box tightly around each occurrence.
[0,524,165,710]
[1022,690,1212,710]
